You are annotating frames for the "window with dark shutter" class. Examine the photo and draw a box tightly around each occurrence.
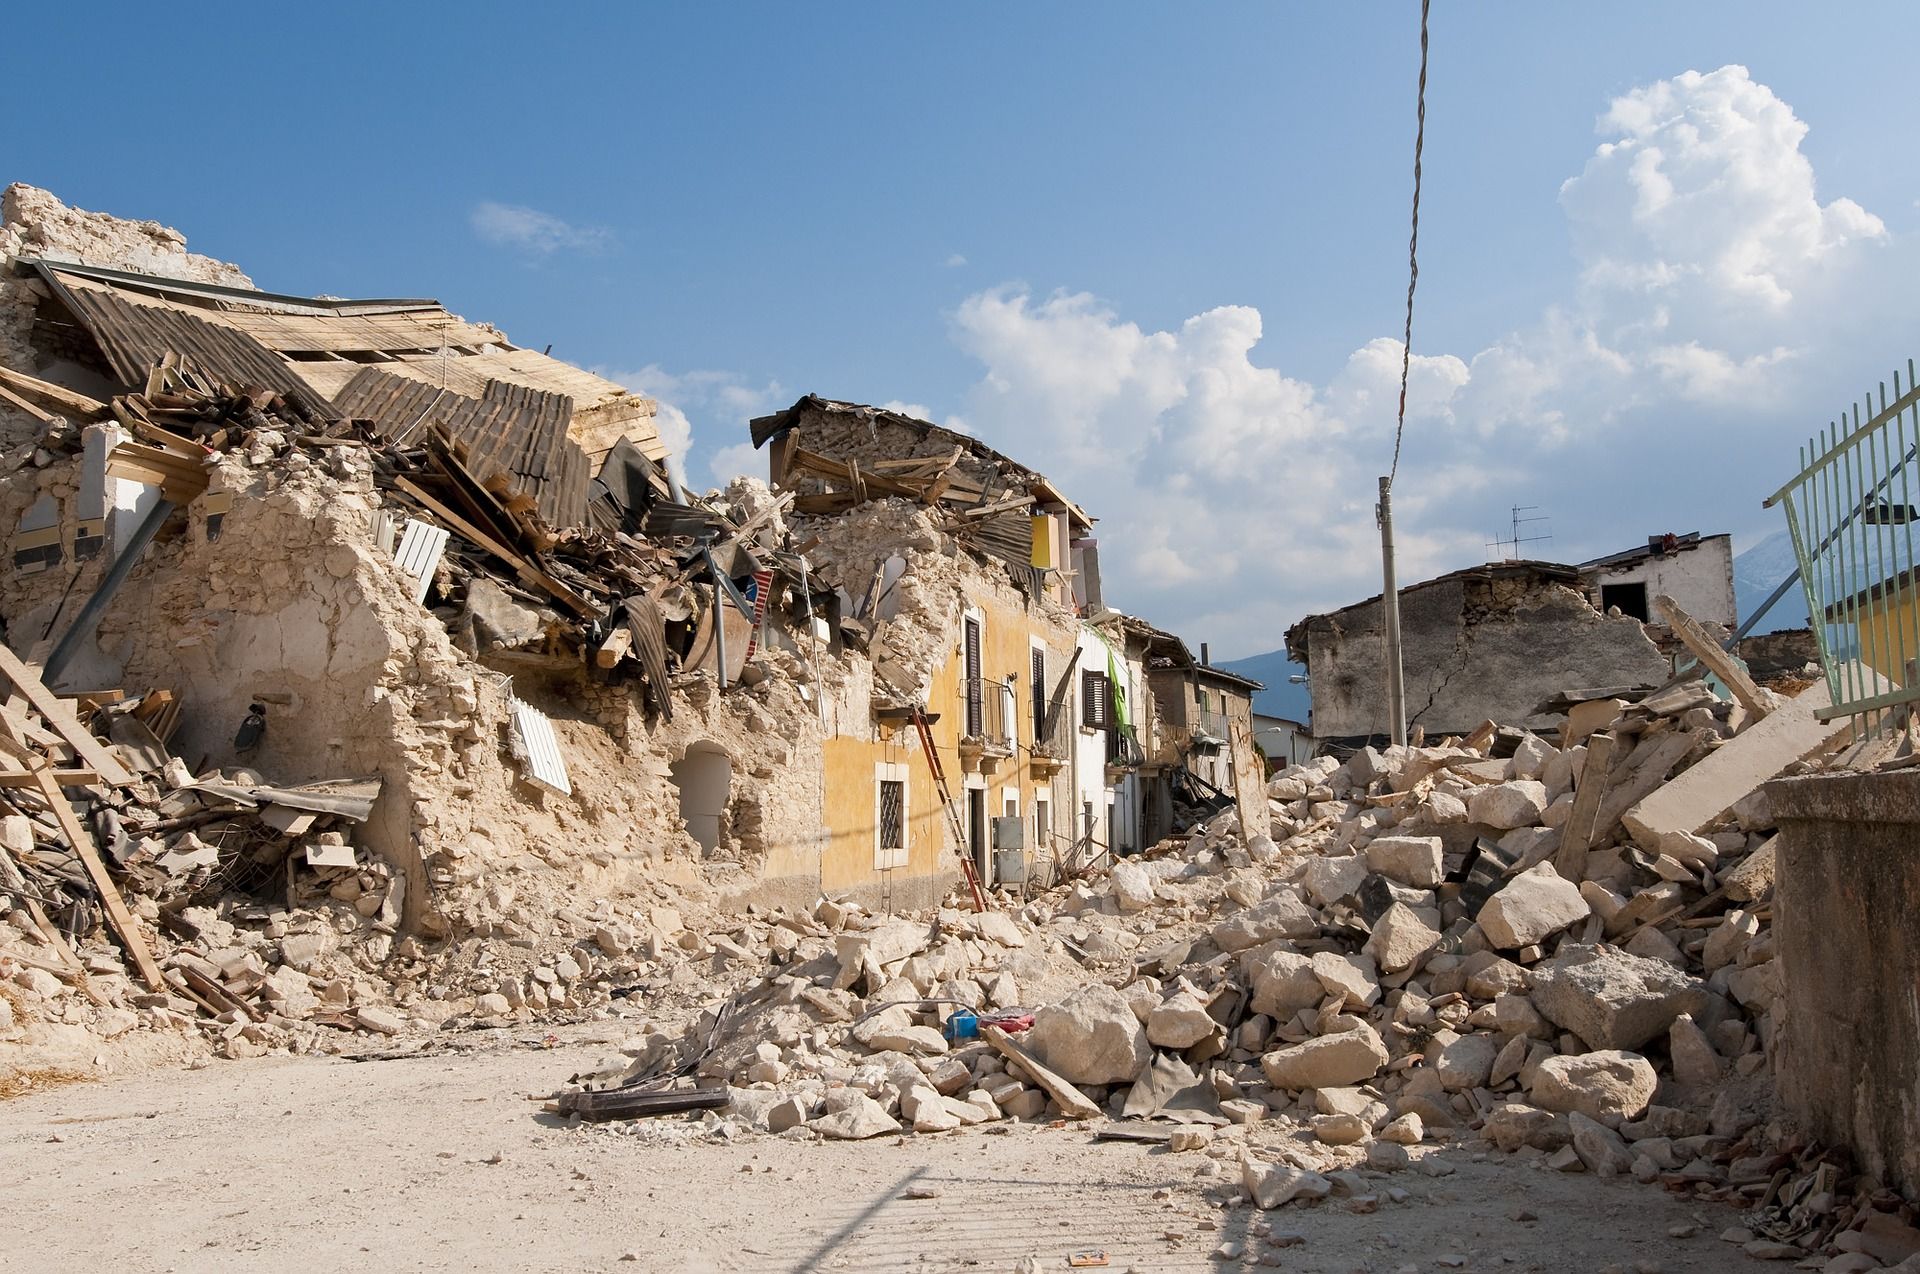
[964,616,983,736]
[1082,669,1110,729]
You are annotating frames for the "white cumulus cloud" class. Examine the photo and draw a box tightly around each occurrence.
[471,201,614,255]
[940,65,1900,657]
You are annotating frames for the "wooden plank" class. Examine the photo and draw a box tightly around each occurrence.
[1655,594,1771,719]
[0,365,108,417]
[29,759,163,990]
[1554,729,1617,880]
[981,1024,1102,1119]
[593,626,632,669]
[0,769,100,788]
[0,382,55,423]
[393,476,594,618]
[0,643,136,786]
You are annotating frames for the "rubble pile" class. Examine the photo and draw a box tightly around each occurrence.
[547,678,1920,1266]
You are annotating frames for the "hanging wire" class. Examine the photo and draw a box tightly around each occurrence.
[1387,0,1431,487]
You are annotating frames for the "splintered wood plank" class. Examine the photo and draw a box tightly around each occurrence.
[29,760,163,990]
[0,644,135,786]
[1554,729,1618,880]
[1654,593,1772,719]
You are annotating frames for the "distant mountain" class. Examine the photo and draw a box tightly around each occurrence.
[1733,528,1808,633]
[1216,649,1311,721]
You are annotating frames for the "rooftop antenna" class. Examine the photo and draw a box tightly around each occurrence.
[1487,504,1552,561]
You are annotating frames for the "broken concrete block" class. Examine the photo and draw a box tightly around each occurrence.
[1301,853,1370,907]
[1309,951,1380,1007]
[1703,909,1760,974]
[1109,860,1158,912]
[1529,1050,1658,1123]
[1529,948,1707,1050]
[1025,982,1151,1086]
[1468,780,1550,830]
[1364,902,1441,974]
[1568,1111,1635,1175]
[1261,1019,1388,1090]
[1243,1157,1332,1209]
[1434,1032,1499,1092]
[1365,836,1444,888]
[1146,989,1217,1050]
[1477,862,1590,949]
[354,1005,406,1035]
[1668,1014,1725,1087]
[1311,1113,1370,1145]
[809,1093,902,1139]
[1210,890,1319,952]
[1483,1102,1568,1153]
[1622,675,1857,849]
[1720,837,1776,902]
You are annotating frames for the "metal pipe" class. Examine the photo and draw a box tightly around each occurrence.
[43,498,175,684]
[1377,476,1408,746]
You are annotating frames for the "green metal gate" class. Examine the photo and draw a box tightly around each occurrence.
[1763,358,1920,737]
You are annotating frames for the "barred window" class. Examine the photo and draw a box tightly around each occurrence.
[879,779,905,851]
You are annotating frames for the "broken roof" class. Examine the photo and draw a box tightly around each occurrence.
[1577,531,1728,572]
[749,394,1091,529]
[1283,559,1584,663]
[18,256,667,468]
[1114,614,1264,692]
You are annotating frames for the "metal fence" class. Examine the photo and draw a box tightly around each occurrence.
[1763,358,1920,737]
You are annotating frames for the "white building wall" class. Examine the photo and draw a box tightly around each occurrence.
[1587,536,1736,629]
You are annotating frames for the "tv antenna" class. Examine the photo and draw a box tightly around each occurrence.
[1487,505,1552,561]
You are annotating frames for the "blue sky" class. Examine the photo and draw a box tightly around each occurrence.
[10,3,1914,656]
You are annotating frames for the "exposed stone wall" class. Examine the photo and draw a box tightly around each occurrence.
[1302,576,1671,740]
[1767,769,1920,1196]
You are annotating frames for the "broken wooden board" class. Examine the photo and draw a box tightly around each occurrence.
[0,643,135,786]
[1554,730,1618,880]
[1623,673,1866,850]
[981,1024,1102,1119]
[1592,728,1709,847]
[1655,593,1772,719]
[29,760,163,990]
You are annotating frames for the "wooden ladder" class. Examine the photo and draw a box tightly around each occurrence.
[910,707,988,913]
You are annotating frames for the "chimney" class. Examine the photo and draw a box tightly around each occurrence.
[1200,642,1210,666]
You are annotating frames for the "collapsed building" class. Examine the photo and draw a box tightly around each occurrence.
[0,188,1265,1069]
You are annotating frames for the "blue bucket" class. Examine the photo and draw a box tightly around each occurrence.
[943,1008,979,1041]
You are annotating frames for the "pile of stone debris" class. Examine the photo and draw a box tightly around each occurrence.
[548,681,1920,1269]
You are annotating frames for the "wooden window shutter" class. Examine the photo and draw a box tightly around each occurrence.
[1082,669,1110,730]
[964,616,983,736]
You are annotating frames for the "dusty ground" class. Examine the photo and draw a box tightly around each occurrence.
[1,1027,1766,1274]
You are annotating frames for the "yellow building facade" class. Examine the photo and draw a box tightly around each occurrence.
[815,582,1079,907]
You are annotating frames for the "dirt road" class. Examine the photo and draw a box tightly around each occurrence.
[1,1028,1763,1274]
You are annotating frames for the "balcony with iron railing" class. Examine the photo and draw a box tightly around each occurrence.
[1191,709,1230,748]
[1028,697,1072,776]
[957,676,1017,766]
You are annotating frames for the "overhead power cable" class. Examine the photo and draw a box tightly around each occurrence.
[1387,0,1431,486]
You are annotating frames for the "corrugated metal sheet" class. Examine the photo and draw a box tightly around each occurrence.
[42,276,336,420]
[392,518,450,605]
[507,695,571,797]
[335,367,590,528]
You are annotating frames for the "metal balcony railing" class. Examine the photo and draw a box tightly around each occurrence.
[962,676,1018,756]
[1192,710,1230,746]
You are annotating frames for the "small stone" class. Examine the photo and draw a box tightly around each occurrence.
[1366,1141,1411,1172]
[1378,1113,1422,1144]
[1530,1050,1658,1123]
[1311,1113,1369,1146]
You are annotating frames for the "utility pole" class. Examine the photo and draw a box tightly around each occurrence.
[1378,475,1408,747]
